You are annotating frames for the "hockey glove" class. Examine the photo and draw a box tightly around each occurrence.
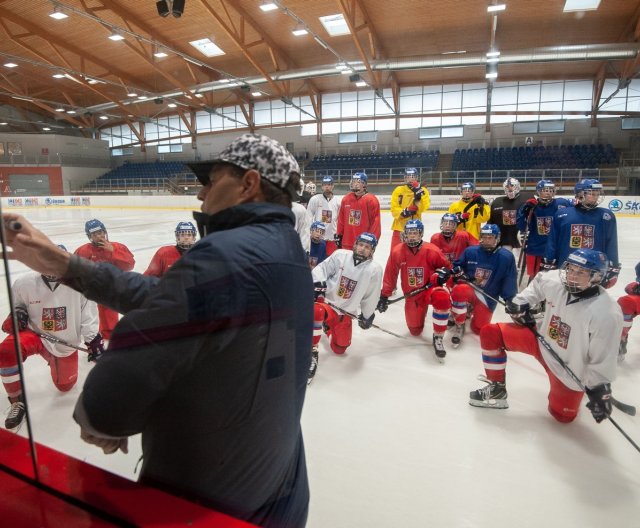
[624,281,640,295]
[401,204,419,218]
[358,312,375,330]
[470,193,487,207]
[451,266,468,283]
[456,212,470,223]
[540,258,556,272]
[85,333,105,363]
[377,295,390,313]
[604,263,621,289]
[410,181,425,201]
[585,383,612,423]
[334,234,343,249]
[431,267,451,287]
[505,300,536,327]
[314,281,327,301]
[1,308,29,334]
[521,197,538,217]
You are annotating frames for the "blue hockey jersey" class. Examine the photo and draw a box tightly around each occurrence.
[516,198,572,257]
[454,246,517,311]
[544,205,618,265]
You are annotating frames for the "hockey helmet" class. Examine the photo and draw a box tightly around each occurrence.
[560,249,608,293]
[503,177,521,199]
[85,219,106,238]
[175,221,197,250]
[310,221,326,243]
[440,213,458,236]
[479,223,500,252]
[404,167,419,184]
[404,219,424,248]
[574,178,604,209]
[535,180,556,204]
[353,231,377,263]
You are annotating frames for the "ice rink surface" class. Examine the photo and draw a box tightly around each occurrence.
[1,205,639,528]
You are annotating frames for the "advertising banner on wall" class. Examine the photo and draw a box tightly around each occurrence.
[4,196,91,207]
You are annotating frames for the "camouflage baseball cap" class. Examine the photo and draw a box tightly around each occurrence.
[187,134,301,199]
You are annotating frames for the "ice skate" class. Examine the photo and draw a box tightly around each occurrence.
[469,376,508,409]
[433,335,446,363]
[307,347,319,385]
[451,323,465,348]
[618,339,627,363]
[5,400,26,430]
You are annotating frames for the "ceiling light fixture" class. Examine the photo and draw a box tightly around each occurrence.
[292,25,308,36]
[168,103,177,108]
[43,127,51,131]
[563,0,600,11]
[52,73,65,78]
[67,110,76,114]
[99,116,109,120]
[127,92,138,97]
[49,5,68,19]
[252,92,262,97]
[319,14,351,36]
[355,81,367,87]
[154,51,169,58]
[259,2,278,11]
[189,38,225,57]
[4,63,18,68]
[108,32,125,41]
[487,4,506,12]
[55,108,65,112]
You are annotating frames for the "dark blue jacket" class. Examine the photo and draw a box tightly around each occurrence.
[70,203,312,527]
[516,198,571,256]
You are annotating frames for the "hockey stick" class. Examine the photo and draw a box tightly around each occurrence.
[324,301,406,339]
[517,206,535,288]
[32,329,90,352]
[463,279,637,418]
[387,282,433,306]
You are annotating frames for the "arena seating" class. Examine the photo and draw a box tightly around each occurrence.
[451,144,616,172]
[97,161,189,186]
[306,150,439,173]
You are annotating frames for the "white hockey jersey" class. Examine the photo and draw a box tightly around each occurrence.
[512,271,622,391]
[12,273,99,358]
[307,193,342,241]
[312,249,383,319]
[292,201,311,253]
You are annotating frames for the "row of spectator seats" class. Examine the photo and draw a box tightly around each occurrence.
[98,161,189,182]
[306,150,439,171]
[452,144,617,171]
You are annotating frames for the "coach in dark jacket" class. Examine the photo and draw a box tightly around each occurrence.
[3,134,313,528]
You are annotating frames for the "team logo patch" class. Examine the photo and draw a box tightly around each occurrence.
[337,276,357,299]
[444,252,456,264]
[548,314,570,349]
[348,210,362,226]
[502,210,516,226]
[407,267,425,287]
[42,307,67,332]
[569,224,594,249]
[308,256,318,268]
[536,216,553,236]
[321,210,333,223]
[474,268,492,287]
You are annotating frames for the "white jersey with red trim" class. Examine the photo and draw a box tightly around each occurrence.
[512,271,622,390]
[307,192,342,241]
[12,272,99,358]
[311,249,382,319]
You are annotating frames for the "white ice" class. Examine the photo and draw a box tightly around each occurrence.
[1,207,639,528]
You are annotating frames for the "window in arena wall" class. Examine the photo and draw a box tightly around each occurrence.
[374,118,395,131]
[301,123,317,136]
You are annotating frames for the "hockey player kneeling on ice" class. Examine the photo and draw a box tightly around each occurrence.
[144,221,197,277]
[449,224,517,343]
[469,249,622,424]
[0,245,103,430]
[378,220,451,360]
[309,232,383,383]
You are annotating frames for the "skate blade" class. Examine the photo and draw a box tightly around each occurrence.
[468,399,509,409]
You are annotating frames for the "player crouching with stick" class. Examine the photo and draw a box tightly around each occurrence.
[309,232,383,384]
[469,249,622,425]
[0,245,104,430]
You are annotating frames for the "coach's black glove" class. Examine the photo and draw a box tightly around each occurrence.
[313,281,327,301]
[358,313,375,330]
[334,234,343,249]
[585,383,612,423]
[541,258,556,272]
[451,266,468,283]
[86,333,105,363]
[377,295,389,313]
[505,300,536,327]
[604,263,621,289]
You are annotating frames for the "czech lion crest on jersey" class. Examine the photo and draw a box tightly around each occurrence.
[474,267,492,288]
[407,267,425,287]
[348,210,362,226]
[321,210,333,224]
[536,216,553,236]
[41,307,67,332]
[337,276,357,299]
[547,314,570,349]
[569,224,594,249]
[502,210,516,226]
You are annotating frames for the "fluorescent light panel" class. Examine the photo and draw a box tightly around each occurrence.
[108,33,125,41]
[154,51,169,58]
[49,11,68,20]
[487,4,506,12]
[355,81,367,87]
[99,116,109,120]
[319,14,351,36]
[563,0,600,11]
[292,28,308,36]
[259,2,278,11]
[4,63,18,68]
[189,38,225,57]
[52,73,65,78]
[486,71,498,79]
[252,92,262,97]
